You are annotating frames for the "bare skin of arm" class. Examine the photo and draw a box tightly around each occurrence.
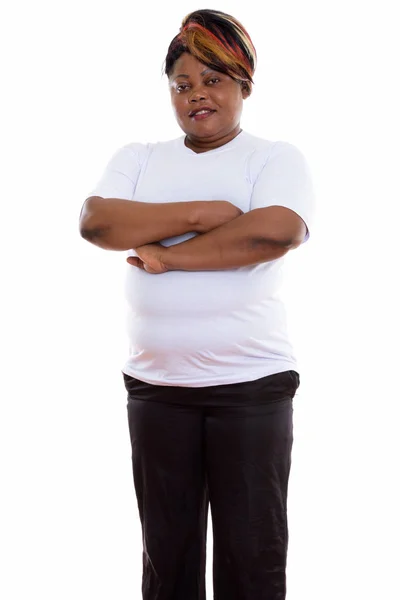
[79,196,243,251]
[162,206,307,269]
[127,206,307,273]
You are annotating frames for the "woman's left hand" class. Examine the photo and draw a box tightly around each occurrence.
[126,243,169,274]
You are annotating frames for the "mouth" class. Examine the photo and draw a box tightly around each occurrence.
[189,108,216,120]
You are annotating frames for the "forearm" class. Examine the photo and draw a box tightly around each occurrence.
[79,196,243,251]
[79,196,203,251]
[162,209,295,270]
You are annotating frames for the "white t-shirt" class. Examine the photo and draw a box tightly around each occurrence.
[89,130,315,387]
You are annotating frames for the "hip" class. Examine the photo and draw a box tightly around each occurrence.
[123,369,300,408]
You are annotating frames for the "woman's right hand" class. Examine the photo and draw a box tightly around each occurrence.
[195,200,243,233]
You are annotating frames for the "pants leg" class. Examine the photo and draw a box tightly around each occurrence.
[124,375,209,600]
[205,371,299,600]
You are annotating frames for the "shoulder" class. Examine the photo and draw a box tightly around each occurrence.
[114,141,154,167]
[267,140,310,167]
[243,134,312,185]
[97,141,156,177]
[125,136,185,160]
[242,131,307,164]
[240,130,276,153]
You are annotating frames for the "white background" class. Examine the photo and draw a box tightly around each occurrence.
[1,0,399,598]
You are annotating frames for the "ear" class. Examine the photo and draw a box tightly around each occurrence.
[241,82,252,99]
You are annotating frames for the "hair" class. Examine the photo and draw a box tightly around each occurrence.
[163,9,257,94]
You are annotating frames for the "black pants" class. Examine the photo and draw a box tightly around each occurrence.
[124,369,299,600]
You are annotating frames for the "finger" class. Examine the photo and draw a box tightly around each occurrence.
[126,257,144,269]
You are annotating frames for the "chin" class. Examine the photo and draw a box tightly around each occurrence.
[185,124,222,138]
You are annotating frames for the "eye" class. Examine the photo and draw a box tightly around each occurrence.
[176,83,189,92]
[207,77,220,85]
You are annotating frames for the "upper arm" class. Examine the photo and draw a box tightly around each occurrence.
[84,142,148,203]
[79,142,148,231]
[250,142,316,245]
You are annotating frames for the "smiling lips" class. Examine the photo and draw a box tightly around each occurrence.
[189,107,216,120]
[189,108,215,121]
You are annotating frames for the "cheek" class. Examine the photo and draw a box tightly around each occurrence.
[215,90,242,113]
[170,94,182,110]
[173,99,188,120]
[220,99,242,119]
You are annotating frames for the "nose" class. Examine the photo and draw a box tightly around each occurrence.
[189,84,208,103]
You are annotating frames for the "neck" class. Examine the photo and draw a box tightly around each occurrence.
[184,126,242,154]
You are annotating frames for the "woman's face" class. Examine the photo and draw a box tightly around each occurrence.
[169,52,250,151]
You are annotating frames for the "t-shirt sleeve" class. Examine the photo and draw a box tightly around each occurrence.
[88,143,148,200]
[250,141,316,242]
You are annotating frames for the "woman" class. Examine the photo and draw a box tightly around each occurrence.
[79,9,315,600]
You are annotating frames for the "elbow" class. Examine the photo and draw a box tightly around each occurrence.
[79,196,108,242]
[251,235,294,250]
[79,224,109,243]
[260,230,305,252]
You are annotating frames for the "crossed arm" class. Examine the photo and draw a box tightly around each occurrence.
[79,196,306,272]
[147,206,305,272]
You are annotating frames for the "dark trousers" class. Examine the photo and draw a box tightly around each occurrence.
[124,369,299,600]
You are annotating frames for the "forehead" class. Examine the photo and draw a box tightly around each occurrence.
[170,53,216,80]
